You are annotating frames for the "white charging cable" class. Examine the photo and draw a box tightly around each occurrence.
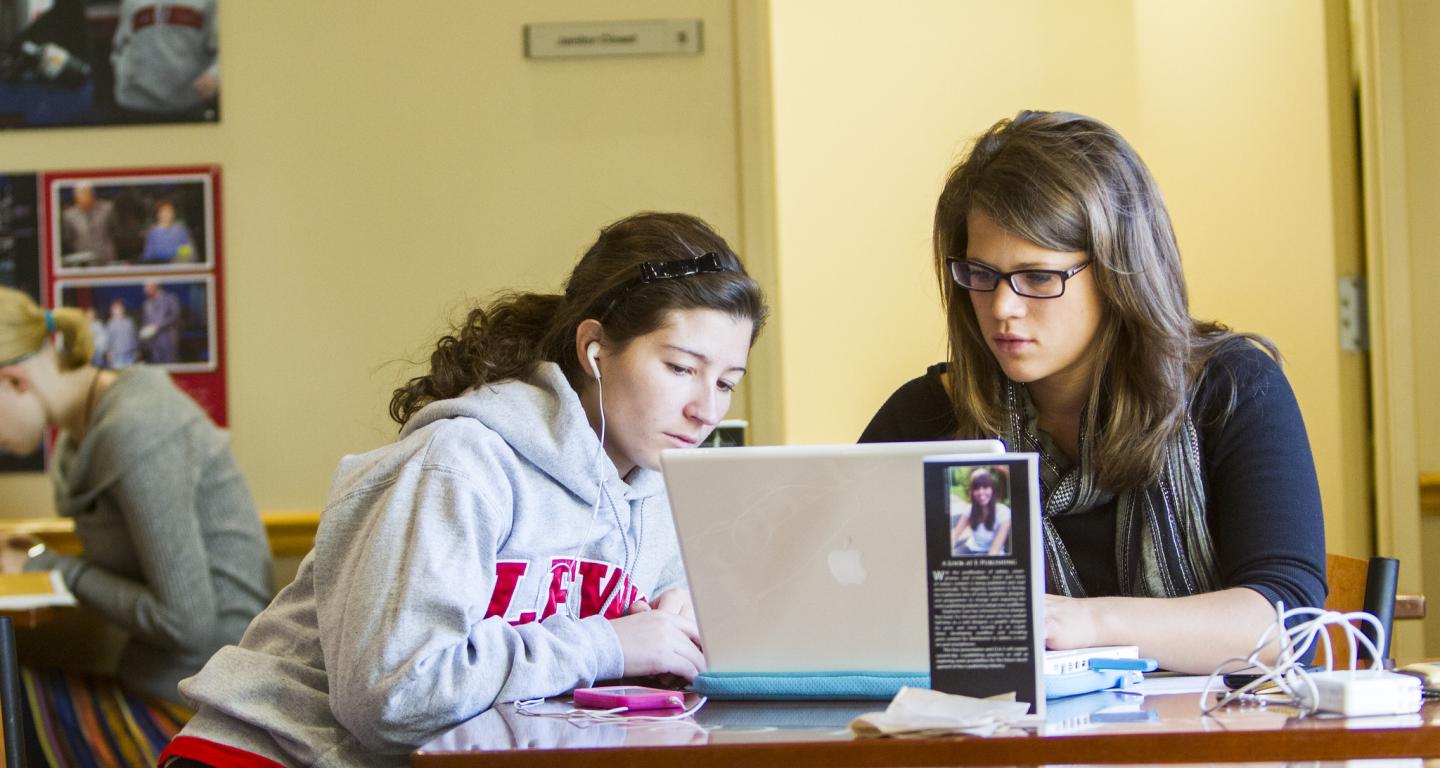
[1200,602,1386,715]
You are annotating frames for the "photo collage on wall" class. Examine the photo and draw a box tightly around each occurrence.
[0,166,227,473]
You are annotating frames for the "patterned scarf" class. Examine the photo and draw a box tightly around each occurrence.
[999,380,1221,598]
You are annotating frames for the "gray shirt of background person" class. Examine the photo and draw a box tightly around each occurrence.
[25,365,273,703]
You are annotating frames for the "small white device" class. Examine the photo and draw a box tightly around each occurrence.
[1203,604,1418,717]
[1294,670,1421,716]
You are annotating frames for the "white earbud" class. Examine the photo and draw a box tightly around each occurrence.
[586,342,601,381]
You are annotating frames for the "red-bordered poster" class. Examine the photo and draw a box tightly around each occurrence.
[40,165,227,425]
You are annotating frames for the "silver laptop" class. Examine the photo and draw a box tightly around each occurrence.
[660,440,1004,675]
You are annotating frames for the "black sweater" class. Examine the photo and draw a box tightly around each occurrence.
[860,344,1327,611]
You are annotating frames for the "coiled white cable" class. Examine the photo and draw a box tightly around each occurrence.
[1200,602,1386,715]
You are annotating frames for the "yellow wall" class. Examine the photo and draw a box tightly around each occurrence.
[0,0,746,516]
[762,0,1142,444]
[1397,0,1440,653]
[1401,1,1440,476]
[754,0,1370,557]
[1130,0,1370,558]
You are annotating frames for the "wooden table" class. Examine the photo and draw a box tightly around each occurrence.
[0,572,73,629]
[413,692,1440,767]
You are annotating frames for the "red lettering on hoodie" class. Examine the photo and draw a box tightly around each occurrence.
[539,559,576,621]
[485,556,645,626]
[133,6,157,30]
[164,6,205,29]
[483,561,529,620]
[608,582,639,618]
[577,560,627,618]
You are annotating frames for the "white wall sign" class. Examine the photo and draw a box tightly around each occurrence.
[524,19,702,59]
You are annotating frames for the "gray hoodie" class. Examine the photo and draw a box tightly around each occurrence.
[171,363,687,766]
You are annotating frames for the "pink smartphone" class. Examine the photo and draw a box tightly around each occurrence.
[572,685,686,711]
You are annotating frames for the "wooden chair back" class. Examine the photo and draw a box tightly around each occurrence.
[1323,553,1383,669]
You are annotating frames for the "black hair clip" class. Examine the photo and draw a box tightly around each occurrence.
[596,252,732,321]
[637,252,727,282]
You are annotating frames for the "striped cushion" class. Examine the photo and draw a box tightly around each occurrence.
[20,667,191,768]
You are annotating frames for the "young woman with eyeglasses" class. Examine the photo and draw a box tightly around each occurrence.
[160,212,768,768]
[861,111,1325,673]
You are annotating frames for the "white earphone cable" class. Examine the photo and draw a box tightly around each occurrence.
[562,357,608,616]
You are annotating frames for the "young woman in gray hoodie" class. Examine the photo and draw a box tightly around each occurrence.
[160,212,769,768]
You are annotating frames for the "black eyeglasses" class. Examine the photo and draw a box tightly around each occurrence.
[946,258,1092,299]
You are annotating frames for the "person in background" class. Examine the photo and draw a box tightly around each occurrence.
[141,199,196,263]
[861,111,1325,673]
[161,211,768,767]
[111,0,219,121]
[85,304,108,368]
[141,279,181,363]
[59,181,117,266]
[0,286,272,765]
[106,297,141,368]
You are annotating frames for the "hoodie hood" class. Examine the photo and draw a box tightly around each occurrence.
[399,362,665,517]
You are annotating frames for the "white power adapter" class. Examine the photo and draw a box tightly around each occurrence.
[1294,670,1422,716]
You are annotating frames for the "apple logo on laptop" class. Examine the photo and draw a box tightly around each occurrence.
[827,540,867,585]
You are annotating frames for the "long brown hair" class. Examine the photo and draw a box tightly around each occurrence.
[0,287,93,370]
[934,111,1275,491]
[968,469,998,532]
[390,212,768,426]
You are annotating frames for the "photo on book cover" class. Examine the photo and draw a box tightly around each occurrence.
[946,463,1013,557]
[924,452,1045,713]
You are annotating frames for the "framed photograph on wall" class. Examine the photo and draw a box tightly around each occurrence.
[0,0,220,130]
[55,274,217,373]
[49,170,214,275]
[42,164,228,425]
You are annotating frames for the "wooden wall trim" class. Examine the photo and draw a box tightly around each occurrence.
[1423,473,1440,516]
[0,510,320,557]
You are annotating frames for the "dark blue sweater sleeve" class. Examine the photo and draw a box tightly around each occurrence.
[1198,344,1327,612]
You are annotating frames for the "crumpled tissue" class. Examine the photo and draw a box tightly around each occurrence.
[849,686,1033,738]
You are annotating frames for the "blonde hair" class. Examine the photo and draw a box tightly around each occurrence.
[0,286,93,370]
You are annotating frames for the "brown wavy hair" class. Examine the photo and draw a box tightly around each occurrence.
[390,212,768,426]
[0,287,93,370]
[934,111,1276,491]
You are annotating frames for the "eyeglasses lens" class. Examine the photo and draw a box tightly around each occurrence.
[1014,272,1063,298]
[951,261,996,291]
